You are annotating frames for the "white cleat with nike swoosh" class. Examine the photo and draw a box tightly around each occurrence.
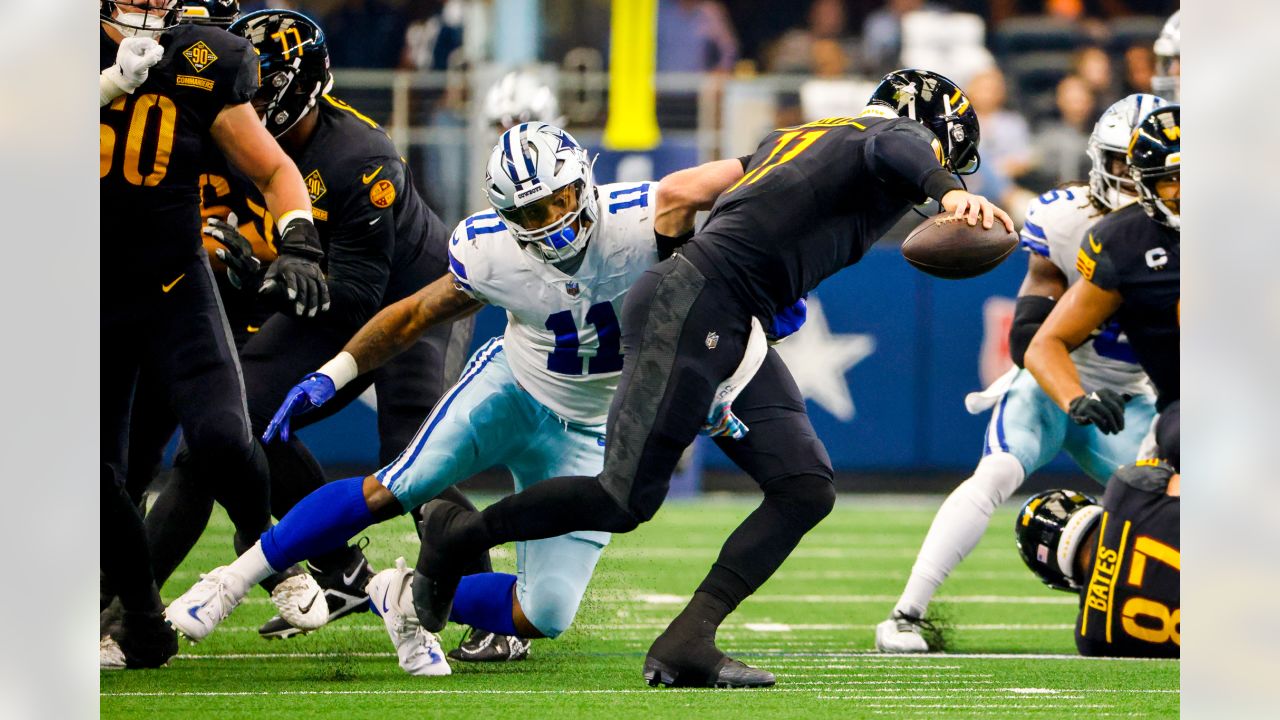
[271,574,330,631]
[165,566,250,643]
[366,557,451,676]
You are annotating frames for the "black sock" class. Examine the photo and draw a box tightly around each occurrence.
[101,466,163,615]
[417,486,493,575]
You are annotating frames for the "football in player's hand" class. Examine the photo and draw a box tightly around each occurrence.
[901,212,1018,279]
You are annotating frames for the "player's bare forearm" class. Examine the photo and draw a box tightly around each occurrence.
[342,274,482,374]
[654,159,746,236]
[211,103,312,221]
[1017,253,1068,300]
[1025,279,1122,410]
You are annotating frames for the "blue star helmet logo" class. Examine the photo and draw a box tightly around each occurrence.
[552,129,579,153]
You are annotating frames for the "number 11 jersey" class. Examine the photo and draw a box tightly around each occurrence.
[447,182,660,425]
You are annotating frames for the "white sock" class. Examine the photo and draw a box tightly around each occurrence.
[226,541,277,592]
[894,453,1025,619]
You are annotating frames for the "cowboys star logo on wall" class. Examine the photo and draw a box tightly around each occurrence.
[774,297,875,422]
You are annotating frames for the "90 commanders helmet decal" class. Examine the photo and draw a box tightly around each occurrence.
[867,69,981,175]
[179,0,240,27]
[1015,489,1103,592]
[228,10,333,137]
[1128,104,1181,229]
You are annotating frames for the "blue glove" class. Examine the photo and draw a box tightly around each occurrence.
[263,373,337,443]
[768,295,808,342]
[702,402,748,440]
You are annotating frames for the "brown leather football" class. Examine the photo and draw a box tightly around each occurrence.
[901,212,1019,279]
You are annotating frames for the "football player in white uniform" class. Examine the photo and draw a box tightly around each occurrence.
[165,122,753,675]
[1152,10,1180,102]
[876,94,1168,653]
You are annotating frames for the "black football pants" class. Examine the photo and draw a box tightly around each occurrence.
[102,253,270,607]
[468,250,834,614]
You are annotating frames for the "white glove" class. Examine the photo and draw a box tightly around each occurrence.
[100,36,164,106]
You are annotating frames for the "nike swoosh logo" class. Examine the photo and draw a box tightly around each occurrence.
[162,273,186,293]
[187,598,209,621]
[298,591,320,615]
[362,166,383,184]
[342,558,367,587]
[1088,233,1102,254]
[380,584,391,614]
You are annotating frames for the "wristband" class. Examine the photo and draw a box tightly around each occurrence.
[100,67,128,106]
[277,209,313,235]
[317,351,359,391]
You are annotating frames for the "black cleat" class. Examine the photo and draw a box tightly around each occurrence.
[259,541,374,639]
[106,610,179,669]
[448,626,531,662]
[643,654,775,689]
[412,500,471,632]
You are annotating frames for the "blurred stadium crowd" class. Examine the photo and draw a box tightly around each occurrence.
[258,0,1178,222]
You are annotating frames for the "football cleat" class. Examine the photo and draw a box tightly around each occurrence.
[99,636,126,670]
[448,627,531,663]
[270,574,329,631]
[876,613,931,653]
[104,610,179,669]
[366,557,452,677]
[259,543,374,639]
[165,566,249,642]
[643,654,775,689]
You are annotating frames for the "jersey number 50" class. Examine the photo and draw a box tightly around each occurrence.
[545,302,623,376]
[101,93,176,186]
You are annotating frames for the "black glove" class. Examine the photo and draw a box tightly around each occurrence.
[262,216,329,317]
[1067,389,1129,435]
[202,216,264,292]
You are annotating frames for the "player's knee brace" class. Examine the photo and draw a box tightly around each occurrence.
[962,453,1026,512]
[520,574,586,639]
[762,473,837,530]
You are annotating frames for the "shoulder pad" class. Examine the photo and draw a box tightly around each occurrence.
[1112,459,1176,493]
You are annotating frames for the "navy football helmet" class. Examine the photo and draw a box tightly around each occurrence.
[1128,105,1180,229]
[228,10,332,137]
[867,69,981,175]
[1015,489,1103,592]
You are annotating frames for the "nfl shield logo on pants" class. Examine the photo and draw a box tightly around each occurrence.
[705,332,719,349]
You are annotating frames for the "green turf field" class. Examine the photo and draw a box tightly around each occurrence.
[100,494,1179,719]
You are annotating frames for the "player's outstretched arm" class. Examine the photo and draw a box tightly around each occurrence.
[263,275,482,442]
[654,158,746,236]
[1025,279,1126,431]
[213,103,329,316]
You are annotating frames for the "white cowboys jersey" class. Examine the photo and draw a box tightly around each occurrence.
[448,182,660,425]
[1019,185,1151,397]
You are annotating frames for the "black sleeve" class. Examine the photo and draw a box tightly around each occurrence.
[656,228,694,260]
[1110,460,1176,495]
[1008,295,1057,368]
[208,31,260,107]
[864,121,962,203]
[320,158,399,333]
[737,154,753,171]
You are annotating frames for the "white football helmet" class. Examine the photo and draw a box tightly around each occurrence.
[1087,93,1168,211]
[101,1,181,39]
[1152,11,1180,102]
[483,70,565,132]
[485,122,598,263]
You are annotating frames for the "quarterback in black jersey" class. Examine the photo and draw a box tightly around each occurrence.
[1027,105,1180,434]
[99,0,324,669]
[410,69,1015,687]
[1017,402,1180,658]
[133,9,493,646]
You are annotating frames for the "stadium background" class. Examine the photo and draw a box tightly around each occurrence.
[230,0,1179,493]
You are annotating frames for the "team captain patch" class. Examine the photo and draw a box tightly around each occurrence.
[176,75,215,91]
[370,179,396,208]
[183,41,219,73]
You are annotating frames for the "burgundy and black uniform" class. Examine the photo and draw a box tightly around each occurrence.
[1077,460,1180,658]
[1074,203,1180,410]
